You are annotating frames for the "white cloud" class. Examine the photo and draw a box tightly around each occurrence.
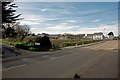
[91,19,100,22]
[19,14,51,25]
[76,24,118,36]
[30,23,118,36]
[20,20,40,25]
[61,23,67,25]
[98,24,118,36]
[66,20,76,23]
[24,14,45,22]
[41,9,47,12]
[30,24,80,34]
[59,10,72,14]
[46,24,80,30]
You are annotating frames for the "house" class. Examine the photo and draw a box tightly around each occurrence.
[93,32,104,40]
[86,34,93,40]
[38,33,49,37]
[49,34,61,40]
[107,32,114,40]
[60,33,85,40]
[86,32,104,40]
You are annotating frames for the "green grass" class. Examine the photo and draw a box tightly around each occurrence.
[2,38,101,51]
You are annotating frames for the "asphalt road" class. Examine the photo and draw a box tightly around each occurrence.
[2,40,118,78]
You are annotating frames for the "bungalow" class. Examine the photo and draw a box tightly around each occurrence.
[86,32,104,40]
[93,32,104,40]
[86,34,93,40]
[60,33,85,40]
[49,34,61,40]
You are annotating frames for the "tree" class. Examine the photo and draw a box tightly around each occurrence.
[2,2,21,24]
[34,36,52,51]
[2,2,22,38]
[108,32,114,36]
[40,36,52,50]
[15,24,30,36]
[4,27,15,37]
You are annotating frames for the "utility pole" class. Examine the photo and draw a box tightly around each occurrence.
[103,28,106,40]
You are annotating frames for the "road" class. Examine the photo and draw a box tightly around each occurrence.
[2,40,118,78]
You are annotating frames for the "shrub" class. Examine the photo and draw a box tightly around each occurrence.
[22,36,37,43]
[77,41,83,45]
[63,42,76,47]
[34,36,52,51]
[52,44,61,50]
[15,42,33,50]
[15,36,23,42]
[28,47,39,51]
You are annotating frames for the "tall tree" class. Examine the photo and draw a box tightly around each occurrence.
[108,32,114,36]
[2,2,21,24]
[2,2,22,38]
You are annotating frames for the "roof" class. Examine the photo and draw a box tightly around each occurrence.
[87,34,93,36]
[94,32,103,35]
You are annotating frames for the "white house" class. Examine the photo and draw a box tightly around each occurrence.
[93,32,104,40]
[86,34,93,40]
[60,33,85,40]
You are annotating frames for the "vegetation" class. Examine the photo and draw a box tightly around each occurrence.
[2,1,52,51]
[2,1,101,52]
[3,36,52,51]
[2,2,21,23]
[108,32,114,36]
[51,39,101,49]
[2,2,22,38]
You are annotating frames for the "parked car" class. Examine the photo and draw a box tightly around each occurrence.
[113,37,118,40]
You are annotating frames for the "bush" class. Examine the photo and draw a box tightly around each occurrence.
[52,44,61,50]
[22,36,37,43]
[16,36,25,42]
[28,47,39,51]
[63,42,76,47]
[83,40,91,44]
[15,42,33,50]
[77,41,83,45]
[34,36,52,51]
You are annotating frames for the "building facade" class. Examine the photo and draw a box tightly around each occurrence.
[93,32,104,40]
[60,33,85,40]
[49,34,61,40]
[86,32,104,40]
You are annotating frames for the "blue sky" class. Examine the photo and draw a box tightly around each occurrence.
[15,2,118,36]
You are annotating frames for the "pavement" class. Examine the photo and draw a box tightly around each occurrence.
[1,40,118,78]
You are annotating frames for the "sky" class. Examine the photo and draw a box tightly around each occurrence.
[15,2,118,36]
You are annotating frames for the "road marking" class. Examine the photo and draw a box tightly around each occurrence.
[1,64,26,71]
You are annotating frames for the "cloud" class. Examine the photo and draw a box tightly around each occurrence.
[76,24,118,36]
[91,19,100,22]
[19,14,54,25]
[59,10,72,14]
[16,2,118,36]
[98,24,118,36]
[46,24,80,30]
[20,21,37,25]
[30,23,118,36]
[66,20,76,23]
[41,9,47,12]
[30,24,80,34]
[61,23,67,25]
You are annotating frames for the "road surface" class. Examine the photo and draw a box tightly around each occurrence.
[2,40,118,78]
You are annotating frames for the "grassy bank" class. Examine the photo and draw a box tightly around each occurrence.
[2,38,101,51]
[51,39,101,49]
